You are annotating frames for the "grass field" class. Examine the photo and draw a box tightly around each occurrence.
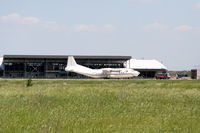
[0,79,200,133]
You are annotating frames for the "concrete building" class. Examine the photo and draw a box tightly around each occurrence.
[191,69,200,80]
[0,55,168,79]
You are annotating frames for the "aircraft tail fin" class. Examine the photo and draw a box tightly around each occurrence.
[67,56,77,67]
[65,56,93,74]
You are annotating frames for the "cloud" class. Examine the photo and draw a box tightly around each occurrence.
[195,2,200,8]
[0,13,115,32]
[0,13,40,23]
[74,24,116,32]
[174,25,193,31]
[143,23,169,31]
[0,13,66,31]
[0,13,40,24]
[143,23,200,32]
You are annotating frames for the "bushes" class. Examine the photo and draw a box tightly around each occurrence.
[26,78,33,87]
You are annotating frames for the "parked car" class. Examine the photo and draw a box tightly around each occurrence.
[177,74,188,79]
[155,73,170,79]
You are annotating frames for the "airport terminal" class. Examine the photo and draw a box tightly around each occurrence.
[0,55,167,79]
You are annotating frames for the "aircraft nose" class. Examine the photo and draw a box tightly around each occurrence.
[134,71,140,76]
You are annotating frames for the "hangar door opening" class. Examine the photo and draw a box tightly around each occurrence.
[138,71,156,78]
[26,62,45,78]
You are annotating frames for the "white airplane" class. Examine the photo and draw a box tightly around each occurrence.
[0,57,4,70]
[65,56,140,78]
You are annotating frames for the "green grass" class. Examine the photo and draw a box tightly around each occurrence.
[0,79,200,133]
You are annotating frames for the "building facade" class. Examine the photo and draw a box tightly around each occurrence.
[191,69,200,80]
[0,55,131,78]
[0,55,168,79]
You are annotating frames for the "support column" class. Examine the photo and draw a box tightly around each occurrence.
[24,59,27,78]
[45,59,47,78]
[3,67,5,78]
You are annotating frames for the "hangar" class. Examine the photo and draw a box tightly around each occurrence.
[125,59,167,78]
[0,55,167,78]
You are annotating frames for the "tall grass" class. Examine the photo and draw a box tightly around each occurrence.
[0,79,200,133]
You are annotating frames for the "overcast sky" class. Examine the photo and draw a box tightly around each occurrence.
[0,0,200,70]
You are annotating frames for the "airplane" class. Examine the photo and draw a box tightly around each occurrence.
[0,57,4,70]
[65,56,140,78]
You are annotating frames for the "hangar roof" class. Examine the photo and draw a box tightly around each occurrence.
[3,55,131,60]
[128,59,167,70]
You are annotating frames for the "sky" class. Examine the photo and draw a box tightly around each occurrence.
[0,0,200,70]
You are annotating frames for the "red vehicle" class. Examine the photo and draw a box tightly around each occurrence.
[155,73,170,79]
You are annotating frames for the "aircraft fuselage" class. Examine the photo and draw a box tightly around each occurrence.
[65,56,140,79]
